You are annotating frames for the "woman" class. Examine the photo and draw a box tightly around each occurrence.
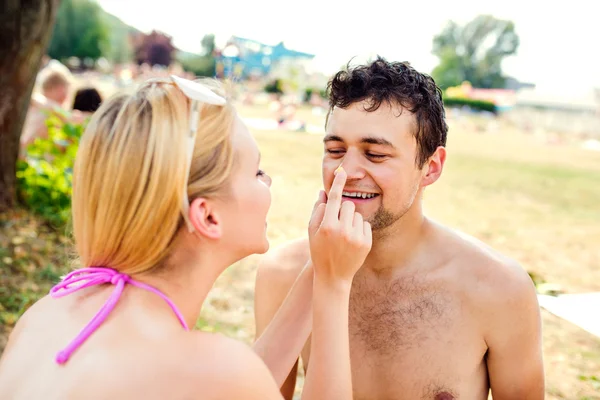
[0,75,371,399]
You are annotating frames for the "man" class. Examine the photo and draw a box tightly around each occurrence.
[254,57,544,400]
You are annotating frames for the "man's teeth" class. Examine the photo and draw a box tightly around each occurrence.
[342,191,377,199]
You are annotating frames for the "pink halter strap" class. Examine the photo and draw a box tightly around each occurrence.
[50,267,189,364]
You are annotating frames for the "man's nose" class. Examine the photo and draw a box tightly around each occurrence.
[341,150,366,181]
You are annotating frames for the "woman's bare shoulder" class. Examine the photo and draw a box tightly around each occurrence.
[176,331,283,400]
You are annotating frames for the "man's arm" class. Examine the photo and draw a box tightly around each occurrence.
[485,262,545,399]
[254,245,308,400]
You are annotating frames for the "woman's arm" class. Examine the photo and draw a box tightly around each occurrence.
[302,278,353,398]
[252,261,313,387]
[252,167,371,399]
[301,167,372,399]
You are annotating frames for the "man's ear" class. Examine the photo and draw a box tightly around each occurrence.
[420,146,446,188]
[188,197,222,239]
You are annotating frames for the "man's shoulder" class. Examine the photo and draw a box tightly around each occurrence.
[445,226,535,298]
[266,237,311,266]
[257,237,310,286]
[442,227,543,366]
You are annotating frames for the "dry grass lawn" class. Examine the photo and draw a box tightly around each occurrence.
[202,105,600,399]
[1,101,598,399]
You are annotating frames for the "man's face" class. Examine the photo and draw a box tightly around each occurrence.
[322,101,437,231]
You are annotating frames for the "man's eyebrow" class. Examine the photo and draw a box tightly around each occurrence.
[323,134,343,143]
[323,134,395,149]
[361,135,395,149]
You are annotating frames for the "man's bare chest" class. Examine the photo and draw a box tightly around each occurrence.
[345,276,488,400]
[349,276,458,353]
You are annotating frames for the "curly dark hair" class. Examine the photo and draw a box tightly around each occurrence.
[326,56,448,167]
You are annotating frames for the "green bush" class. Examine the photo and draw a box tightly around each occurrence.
[303,88,313,103]
[264,79,283,94]
[16,115,85,228]
[303,87,328,103]
[179,55,216,77]
[443,96,497,113]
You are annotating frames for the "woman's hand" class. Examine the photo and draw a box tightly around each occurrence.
[308,167,372,286]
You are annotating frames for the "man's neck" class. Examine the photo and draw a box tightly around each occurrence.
[363,204,430,277]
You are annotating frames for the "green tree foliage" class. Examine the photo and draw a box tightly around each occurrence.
[431,15,519,89]
[47,0,109,62]
[178,34,216,77]
[101,12,138,64]
[201,34,216,56]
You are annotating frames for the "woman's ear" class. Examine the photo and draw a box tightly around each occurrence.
[188,197,222,239]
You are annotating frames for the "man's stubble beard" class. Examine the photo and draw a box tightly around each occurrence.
[368,189,419,239]
[369,205,402,231]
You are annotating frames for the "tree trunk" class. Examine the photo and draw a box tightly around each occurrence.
[0,0,61,210]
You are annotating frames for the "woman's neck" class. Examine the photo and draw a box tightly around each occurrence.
[133,242,233,330]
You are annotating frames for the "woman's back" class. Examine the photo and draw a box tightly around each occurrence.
[0,286,277,400]
[1,75,370,400]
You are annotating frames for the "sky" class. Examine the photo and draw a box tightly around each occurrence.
[97,0,600,94]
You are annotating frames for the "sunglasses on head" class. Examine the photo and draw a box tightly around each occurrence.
[170,75,227,232]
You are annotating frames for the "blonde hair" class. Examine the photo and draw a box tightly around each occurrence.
[41,70,71,92]
[71,78,235,275]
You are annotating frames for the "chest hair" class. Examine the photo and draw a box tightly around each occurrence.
[349,275,456,355]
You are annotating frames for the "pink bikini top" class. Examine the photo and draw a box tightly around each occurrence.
[49,267,189,364]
